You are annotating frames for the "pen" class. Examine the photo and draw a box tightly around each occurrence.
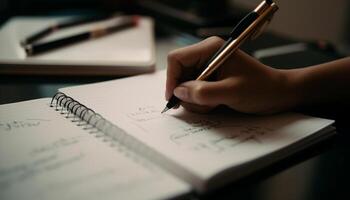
[25,16,139,56]
[20,14,113,46]
[161,0,278,114]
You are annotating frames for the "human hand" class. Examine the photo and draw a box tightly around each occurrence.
[165,36,299,114]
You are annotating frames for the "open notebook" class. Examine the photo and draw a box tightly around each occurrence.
[0,71,335,199]
[0,16,155,75]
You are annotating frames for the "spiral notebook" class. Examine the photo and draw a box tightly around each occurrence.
[0,71,335,200]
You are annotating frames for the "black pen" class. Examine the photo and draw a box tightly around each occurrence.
[25,16,139,56]
[161,0,278,114]
[20,14,114,46]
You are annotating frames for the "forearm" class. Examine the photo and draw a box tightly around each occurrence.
[285,57,350,107]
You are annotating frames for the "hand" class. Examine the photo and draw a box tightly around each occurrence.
[165,36,299,114]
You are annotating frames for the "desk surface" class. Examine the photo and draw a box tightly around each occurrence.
[0,30,349,200]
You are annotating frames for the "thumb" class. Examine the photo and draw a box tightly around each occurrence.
[173,80,230,106]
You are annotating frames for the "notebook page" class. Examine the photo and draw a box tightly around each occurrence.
[0,98,190,200]
[60,71,334,191]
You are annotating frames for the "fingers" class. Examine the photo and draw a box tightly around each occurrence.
[173,79,234,107]
[179,102,214,114]
[166,36,225,100]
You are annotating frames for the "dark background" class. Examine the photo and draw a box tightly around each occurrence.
[0,0,349,199]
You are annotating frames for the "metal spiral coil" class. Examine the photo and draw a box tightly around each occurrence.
[49,92,159,171]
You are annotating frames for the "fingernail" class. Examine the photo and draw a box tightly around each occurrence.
[174,87,188,101]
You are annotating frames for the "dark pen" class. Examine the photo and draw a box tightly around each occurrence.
[161,0,278,114]
[20,14,113,47]
[25,16,139,56]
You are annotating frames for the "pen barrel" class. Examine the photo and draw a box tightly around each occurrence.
[197,38,242,81]
[26,32,89,56]
[25,16,138,56]
[196,3,278,81]
[90,19,135,39]
[22,14,113,46]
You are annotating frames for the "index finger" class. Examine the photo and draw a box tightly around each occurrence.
[165,36,225,100]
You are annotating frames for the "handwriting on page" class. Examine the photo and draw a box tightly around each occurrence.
[0,151,85,191]
[126,106,162,122]
[30,136,86,156]
[0,135,86,192]
[0,119,50,132]
[169,118,273,153]
[125,106,274,153]
[0,135,155,195]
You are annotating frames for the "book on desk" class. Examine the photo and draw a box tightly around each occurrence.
[0,15,155,76]
[0,70,335,200]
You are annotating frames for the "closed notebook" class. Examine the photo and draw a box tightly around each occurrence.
[0,70,335,199]
[0,16,155,75]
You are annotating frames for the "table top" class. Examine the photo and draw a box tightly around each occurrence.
[0,29,349,200]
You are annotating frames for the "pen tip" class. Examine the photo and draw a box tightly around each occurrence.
[161,107,169,114]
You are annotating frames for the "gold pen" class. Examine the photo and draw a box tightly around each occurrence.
[161,0,278,113]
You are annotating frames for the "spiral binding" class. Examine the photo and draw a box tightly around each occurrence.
[50,92,162,170]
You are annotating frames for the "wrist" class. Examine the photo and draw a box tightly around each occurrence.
[277,68,305,110]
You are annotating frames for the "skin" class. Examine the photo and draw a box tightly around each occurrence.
[165,36,350,114]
